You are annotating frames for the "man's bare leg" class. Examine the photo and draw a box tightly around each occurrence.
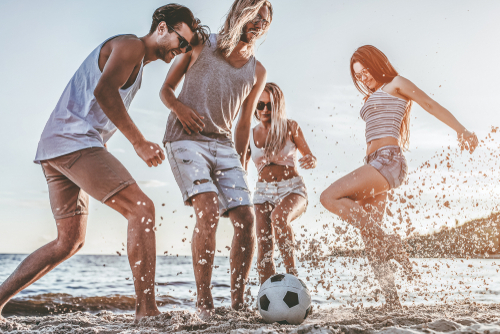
[0,183,160,321]
[106,183,161,320]
[228,205,256,310]
[0,215,88,320]
[190,192,220,319]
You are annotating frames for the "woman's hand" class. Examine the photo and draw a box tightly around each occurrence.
[299,154,317,169]
[457,129,478,154]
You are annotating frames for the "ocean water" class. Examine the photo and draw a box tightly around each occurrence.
[0,254,498,316]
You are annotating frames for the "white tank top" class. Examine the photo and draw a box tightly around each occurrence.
[34,35,144,163]
[250,127,297,174]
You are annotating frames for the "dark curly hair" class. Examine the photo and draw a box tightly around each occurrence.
[149,4,210,46]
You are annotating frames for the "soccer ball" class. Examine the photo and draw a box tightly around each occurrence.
[257,273,312,325]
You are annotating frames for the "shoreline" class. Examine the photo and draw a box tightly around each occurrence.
[1,302,499,333]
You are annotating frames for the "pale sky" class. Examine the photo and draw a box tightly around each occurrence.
[1,0,500,255]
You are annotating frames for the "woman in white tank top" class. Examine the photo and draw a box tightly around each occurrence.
[320,45,478,307]
[244,82,317,284]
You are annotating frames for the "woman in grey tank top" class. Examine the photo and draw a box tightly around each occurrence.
[320,45,478,308]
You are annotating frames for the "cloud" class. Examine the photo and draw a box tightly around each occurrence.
[137,180,169,188]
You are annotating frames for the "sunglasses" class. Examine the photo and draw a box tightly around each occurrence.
[256,101,272,111]
[250,14,270,30]
[354,68,370,81]
[167,24,192,53]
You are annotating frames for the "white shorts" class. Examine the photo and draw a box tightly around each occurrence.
[253,176,307,207]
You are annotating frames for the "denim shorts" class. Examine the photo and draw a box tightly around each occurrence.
[364,145,408,189]
[165,140,252,216]
[253,176,308,207]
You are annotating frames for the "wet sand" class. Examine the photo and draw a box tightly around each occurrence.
[1,302,499,333]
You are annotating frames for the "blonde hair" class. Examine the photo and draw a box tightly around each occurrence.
[217,0,273,58]
[254,83,289,159]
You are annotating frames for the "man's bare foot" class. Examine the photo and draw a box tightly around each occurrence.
[135,307,161,322]
[197,307,215,321]
[0,315,7,323]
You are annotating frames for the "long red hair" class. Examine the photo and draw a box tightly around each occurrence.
[350,45,412,151]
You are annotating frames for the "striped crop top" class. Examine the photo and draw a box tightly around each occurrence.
[360,85,408,143]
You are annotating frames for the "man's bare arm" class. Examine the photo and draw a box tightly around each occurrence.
[160,47,205,134]
[235,61,267,166]
[94,38,165,167]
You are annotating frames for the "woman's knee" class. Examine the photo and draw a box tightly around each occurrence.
[320,188,343,213]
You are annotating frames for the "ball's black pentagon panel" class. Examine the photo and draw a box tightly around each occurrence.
[298,278,308,289]
[304,305,312,319]
[283,291,299,308]
[277,320,290,325]
[270,274,286,282]
[260,294,270,311]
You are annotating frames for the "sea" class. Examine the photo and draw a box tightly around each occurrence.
[0,254,499,316]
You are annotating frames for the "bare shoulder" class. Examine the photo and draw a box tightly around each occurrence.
[287,119,300,135]
[390,75,414,88]
[287,119,299,129]
[255,60,267,78]
[108,35,145,61]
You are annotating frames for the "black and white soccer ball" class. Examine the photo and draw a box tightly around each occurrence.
[257,273,312,325]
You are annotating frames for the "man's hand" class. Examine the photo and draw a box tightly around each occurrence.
[133,139,166,167]
[458,129,478,154]
[174,103,205,134]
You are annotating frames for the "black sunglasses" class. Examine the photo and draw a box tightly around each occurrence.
[167,24,192,53]
[256,101,272,111]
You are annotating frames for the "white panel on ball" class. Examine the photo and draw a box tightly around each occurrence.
[257,273,312,325]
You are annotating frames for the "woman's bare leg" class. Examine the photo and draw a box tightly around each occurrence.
[271,194,307,277]
[320,165,408,307]
[255,203,276,284]
[358,193,401,307]
[320,164,390,241]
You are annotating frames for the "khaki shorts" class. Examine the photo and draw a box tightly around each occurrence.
[41,147,135,220]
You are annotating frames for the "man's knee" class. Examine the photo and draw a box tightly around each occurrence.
[128,196,155,222]
[231,206,255,227]
[56,234,85,258]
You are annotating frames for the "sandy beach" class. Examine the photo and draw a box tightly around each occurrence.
[2,302,499,333]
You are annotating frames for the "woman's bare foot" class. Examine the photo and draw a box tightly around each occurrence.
[135,307,161,322]
[197,307,215,321]
[384,234,415,280]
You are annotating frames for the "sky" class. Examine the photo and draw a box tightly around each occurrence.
[1,0,500,255]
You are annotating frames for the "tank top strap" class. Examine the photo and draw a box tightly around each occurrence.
[249,127,255,150]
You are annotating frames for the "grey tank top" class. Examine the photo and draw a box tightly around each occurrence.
[163,34,257,144]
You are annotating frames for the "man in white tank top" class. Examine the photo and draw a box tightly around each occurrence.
[0,5,209,322]
[160,0,271,319]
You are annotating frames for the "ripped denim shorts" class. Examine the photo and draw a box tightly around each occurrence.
[253,176,308,207]
[165,140,252,216]
[364,145,408,189]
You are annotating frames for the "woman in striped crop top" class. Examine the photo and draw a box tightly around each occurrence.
[244,82,317,284]
[320,45,478,307]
